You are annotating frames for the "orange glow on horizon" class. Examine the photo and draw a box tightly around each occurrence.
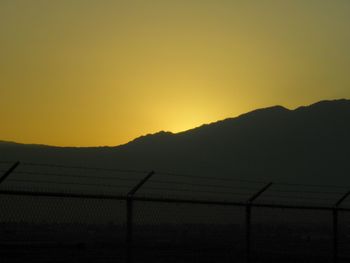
[1,1,350,147]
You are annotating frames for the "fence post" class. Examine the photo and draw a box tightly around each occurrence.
[246,182,273,263]
[126,171,155,263]
[246,203,251,263]
[126,196,133,263]
[333,208,338,263]
[333,190,350,263]
[0,161,20,185]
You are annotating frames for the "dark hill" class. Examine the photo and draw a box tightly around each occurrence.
[1,99,350,185]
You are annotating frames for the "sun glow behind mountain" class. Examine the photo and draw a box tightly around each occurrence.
[1,1,350,146]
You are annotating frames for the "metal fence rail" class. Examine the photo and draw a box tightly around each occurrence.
[0,161,350,263]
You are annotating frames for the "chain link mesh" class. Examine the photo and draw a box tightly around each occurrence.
[133,200,245,263]
[251,207,332,263]
[1,161,350,262]
[0,193,126,263]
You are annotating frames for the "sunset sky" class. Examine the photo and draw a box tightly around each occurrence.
[1,0,350,147]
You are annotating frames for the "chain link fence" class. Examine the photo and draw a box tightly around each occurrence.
[0,161,350,263]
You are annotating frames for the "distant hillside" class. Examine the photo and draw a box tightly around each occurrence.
[1,99,350,184]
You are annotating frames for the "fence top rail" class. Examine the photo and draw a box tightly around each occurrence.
[0,189,125,201]
[133,196,347,211]
[2,188,350,212]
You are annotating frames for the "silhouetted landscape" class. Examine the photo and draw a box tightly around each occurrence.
[1,99,350,263]
[0,0,350,263]
[3,0,350,261]
[1,99,350,185]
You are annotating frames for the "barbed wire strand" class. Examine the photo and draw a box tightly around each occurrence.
[2,160,350,192]
[10,170,140,182]
[150,179,260,191]
[157,171,267,184]
[5,170,261,190]
[141,186,252,196]
[269,189,344,195]
[6,179,132,189]
[21,161,148,175]
[276,182,350,190]
[261,194,337,202]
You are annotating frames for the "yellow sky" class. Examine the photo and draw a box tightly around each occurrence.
[1,0,350,146]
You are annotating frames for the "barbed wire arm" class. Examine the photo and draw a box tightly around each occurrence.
[0,161,20,185]
[334,190,350,208]
[248,182,273,204]
[127,171,155,198]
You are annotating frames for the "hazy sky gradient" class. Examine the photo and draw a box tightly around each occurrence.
[1,0,350,146]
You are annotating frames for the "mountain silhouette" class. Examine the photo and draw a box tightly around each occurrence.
[1,99,350,185]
